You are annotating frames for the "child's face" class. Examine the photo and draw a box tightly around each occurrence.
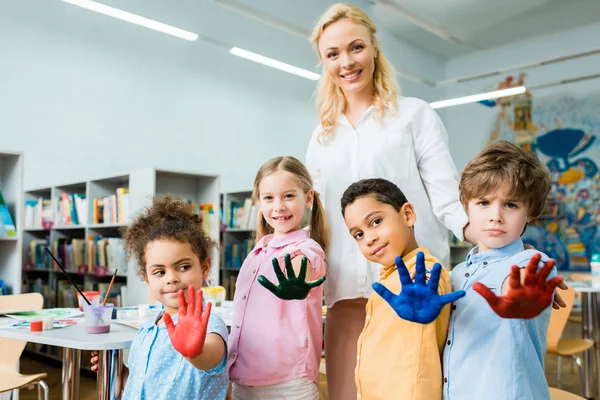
[344,195,417,267]
[258,170,313,236]
[466,183,530,252]
[144,239,208,315]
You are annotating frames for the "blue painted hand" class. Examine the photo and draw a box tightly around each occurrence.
[372,251,465,324]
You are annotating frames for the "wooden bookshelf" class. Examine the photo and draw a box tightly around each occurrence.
[0,151,23,295]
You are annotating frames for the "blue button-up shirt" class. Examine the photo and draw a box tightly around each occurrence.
[123,311,229,400]
[443,239,555,400]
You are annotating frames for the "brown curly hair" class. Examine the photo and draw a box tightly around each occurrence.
[121,196,216,278]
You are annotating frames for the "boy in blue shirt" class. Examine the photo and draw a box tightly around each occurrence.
[442,141,563,400]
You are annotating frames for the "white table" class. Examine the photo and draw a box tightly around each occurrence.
[560,273,600,399]
[210,300,327,327]
[0,302,299,399]
[0,303,236,400]
[0,316,137,400]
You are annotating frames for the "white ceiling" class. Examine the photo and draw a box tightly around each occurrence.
[371,0,600,58]
[231,0,600,59]
[192,0,600,59]
[5,0,599,78]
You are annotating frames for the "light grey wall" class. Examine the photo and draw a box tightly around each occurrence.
[441,22,600,171]
[0,0,443,192]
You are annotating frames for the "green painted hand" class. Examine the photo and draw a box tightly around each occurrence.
[257,254,326,300]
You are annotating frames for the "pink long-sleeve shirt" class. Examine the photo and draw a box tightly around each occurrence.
[227,229,325,386]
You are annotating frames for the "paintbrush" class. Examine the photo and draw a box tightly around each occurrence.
[45,247,91,305]
[102,269,118,306]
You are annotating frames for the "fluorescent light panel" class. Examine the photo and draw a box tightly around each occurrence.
[429,86,527,109]
[230,47,321,81]
[62,0,199,41]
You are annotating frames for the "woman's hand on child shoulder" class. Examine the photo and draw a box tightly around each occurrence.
[258,254,326,300]
[373,251,466,324]
[163,285,211,359]
[473,253,563,319]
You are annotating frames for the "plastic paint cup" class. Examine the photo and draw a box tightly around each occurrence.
[84,304,114,334]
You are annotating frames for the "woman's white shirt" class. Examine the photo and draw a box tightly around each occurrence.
[306,96,468,307]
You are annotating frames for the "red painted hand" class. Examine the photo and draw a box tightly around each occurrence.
[473,253,563,319]
[163,285,212,359]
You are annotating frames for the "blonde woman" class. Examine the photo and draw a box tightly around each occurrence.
[307,4,470,399]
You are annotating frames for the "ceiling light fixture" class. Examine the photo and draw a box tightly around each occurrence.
[62,0,199,41]
[429,86,526,109]
[229,47,321,81]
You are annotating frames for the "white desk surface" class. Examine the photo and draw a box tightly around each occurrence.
[0,302,236,350]
[210,300,327,326]
[0,317,137,350]
[0,300,313,349]
[212,301,234,327]
[560,272,600,293]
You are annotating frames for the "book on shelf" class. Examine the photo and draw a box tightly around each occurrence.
[226,198,258,230]
[25,198,52,229]
[92,187,130,225]
[83,280,127,307]
[224,238,256,269]
[56,280,77,308]
[187,202,215,236]
[26,239,52,269]
[0,189,16,237]
[223,274,237,300]
[22,277,52,304]
[56,193,87,226]
[51,238,86,271]
[87,236,127,274]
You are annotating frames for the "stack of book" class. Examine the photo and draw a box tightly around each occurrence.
[0,190,16,237]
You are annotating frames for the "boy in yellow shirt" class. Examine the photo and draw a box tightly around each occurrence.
[341,178,465,400]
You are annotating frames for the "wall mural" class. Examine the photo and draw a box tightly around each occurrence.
[481,74,599,271]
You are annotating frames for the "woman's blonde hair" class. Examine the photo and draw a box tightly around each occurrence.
[253,156,330,252]
[310,3,400,140]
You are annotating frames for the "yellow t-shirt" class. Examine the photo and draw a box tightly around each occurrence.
[355,247,451,400]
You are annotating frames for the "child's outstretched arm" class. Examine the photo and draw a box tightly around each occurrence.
[257,254,326,300]
[163,285,225,371]
[373,251,466,324]
[473,253,563,319]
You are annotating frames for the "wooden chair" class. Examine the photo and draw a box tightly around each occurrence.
[549,387,585,400]
[546,286,593,394]
[0,293,49,399]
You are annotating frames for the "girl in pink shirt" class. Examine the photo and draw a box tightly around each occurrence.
[228,156,329,400]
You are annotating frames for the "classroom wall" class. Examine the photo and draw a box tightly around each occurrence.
[441,21,600,171]
[0,1,444,193]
